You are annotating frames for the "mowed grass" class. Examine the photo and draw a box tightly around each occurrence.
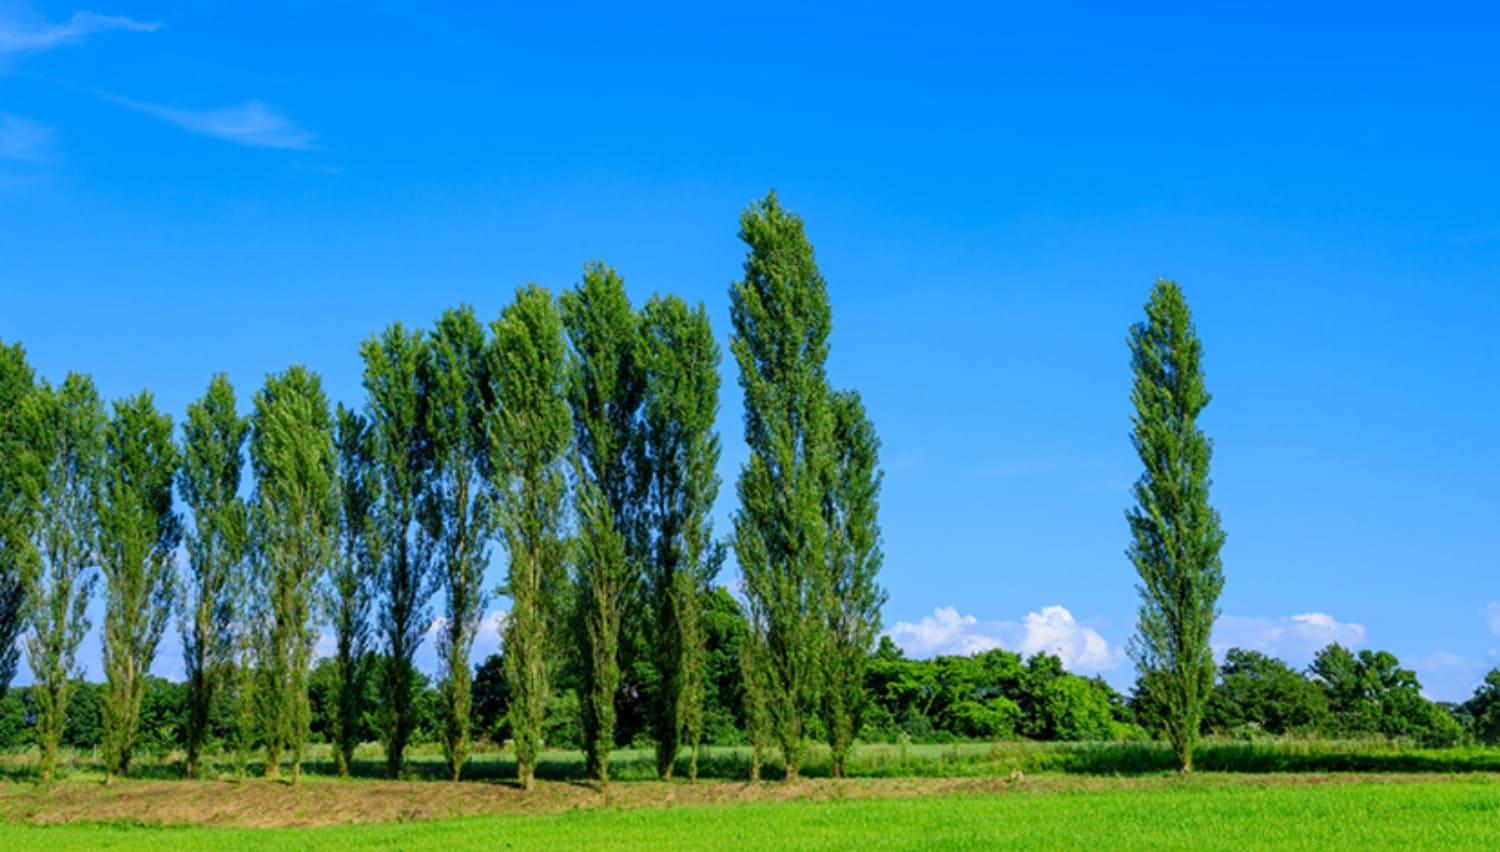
[6,777,1500,850]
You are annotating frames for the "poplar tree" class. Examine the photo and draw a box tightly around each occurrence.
[638,294,722,781]
[250,366,336,782]
[25,373,104,783]
[0,341,40,703]
[820,390,885,778]
[1126,279,1226,773]
[489,284,571,791]
[423,306,494,781]
[329,404,378,777]
[99,392,181,780]
[361,323,434,779]
[178,375,248,779]
[740,616,771,782]
[560,264,643,786]
[730,192,833,781]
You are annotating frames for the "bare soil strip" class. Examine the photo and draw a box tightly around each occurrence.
[0,772,1487,829]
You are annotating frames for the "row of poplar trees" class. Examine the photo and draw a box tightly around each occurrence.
[0,191,887,787]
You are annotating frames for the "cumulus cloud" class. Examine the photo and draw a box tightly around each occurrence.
[887,606,1002,657]
[0,112,51,161]
[1017,605,1122,673]
[1213,612,1366,663]
[886,604,1124,675]
[102,94,320,150]
[0,9,158,56]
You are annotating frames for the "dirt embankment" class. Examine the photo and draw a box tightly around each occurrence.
[0,772,1482,829]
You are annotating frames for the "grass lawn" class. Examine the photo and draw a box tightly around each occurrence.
[2,775,1499,849]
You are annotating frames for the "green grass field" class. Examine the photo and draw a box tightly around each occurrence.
[5,777,1498,850]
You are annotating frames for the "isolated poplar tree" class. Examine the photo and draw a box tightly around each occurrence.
[638,294,722,781]
[1126,279,1226,773]
[560,264,644,786]
[730,192,834,781]
[820,389,885,778]
[25,373,104,783]
[250,366,337,782]
[178,375,248,779]
[489,284,571,791]
[361,323,434,779]
[99,392,181,780]
[329,404,378,777]
[423,306,494,782]
[0,341,40,702]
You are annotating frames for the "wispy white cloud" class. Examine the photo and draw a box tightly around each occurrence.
[886,604,1124,675]
[101,93,320,150]
[1214,612,1366,664]
[0,9,158,56]
[0,112,52,161]
[1486,601,1500,636]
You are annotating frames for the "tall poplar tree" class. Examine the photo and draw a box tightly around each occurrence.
[1126,279,1226,773]
[329,403,378,777]
[819,390,885,778]
[560,263,644,786]
[423,306,494,781]
[25,373,104,783]
[178,374,248,779]
[361,323,434,779]
[99,392,181,780]
[0,341,40,703]
[489,284,571,792]
[729,192,833,781]
[638,294,722,781]
[250,366,337,782]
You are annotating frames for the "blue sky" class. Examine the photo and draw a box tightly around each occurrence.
[1,2,1497,700]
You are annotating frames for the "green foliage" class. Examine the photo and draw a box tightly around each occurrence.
[860,645,1122,746]
[820,390,885,776]
[1125,279,1226,772]
[470,653,509,743]
[561,265,644,785]
[0,340,41,702]
[489,284,572,790]
[1310,643,1461,746]
[24,372,105,782]
[361,323,435,780]
[700,586,750,746]
[638,292,723,780]
[423,305,495,782]
[730,191,835,781]
[1205,648,1330,736]
[60,678,103,749]
[328,405,378,777]
[249,366,337,781]
[1461,667,1500,745]
[177,375,248,779]
[98,391,181,778]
